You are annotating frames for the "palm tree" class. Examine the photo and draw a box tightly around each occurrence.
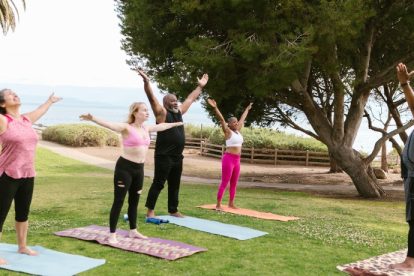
[0,0,26,35]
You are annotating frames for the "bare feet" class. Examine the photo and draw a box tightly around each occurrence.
[129,229,147,239]
[0,258,7,265]
[18,247,38,256]
[390,257,414,271]
[108,233,118,244]
[215,204,223,211]
[228,200,238,209]
[169,212,184,218]
[146,209,155,218]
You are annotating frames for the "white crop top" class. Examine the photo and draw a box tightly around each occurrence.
[225,130,243,147]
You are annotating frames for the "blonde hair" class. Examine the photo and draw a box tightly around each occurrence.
[127,102,146,124]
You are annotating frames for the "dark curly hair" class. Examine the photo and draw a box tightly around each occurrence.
[0,89,8,115]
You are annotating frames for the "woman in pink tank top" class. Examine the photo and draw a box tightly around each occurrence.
[0,89,61,265]
[207,99,253,211]
[80,102,183,243]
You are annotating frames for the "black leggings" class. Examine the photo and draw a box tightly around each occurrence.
[109,157,144,233]
[408,220,414,257]
[145,155,183,213]
[0,173,34,232]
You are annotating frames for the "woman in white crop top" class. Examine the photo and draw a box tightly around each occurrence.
[207,99,252,210]
[80,102,182,243]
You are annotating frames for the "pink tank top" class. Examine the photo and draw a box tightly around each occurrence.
[0,114,38,179]
[122,125,150,147]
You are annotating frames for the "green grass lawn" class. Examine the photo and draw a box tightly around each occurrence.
[0,148,408,275]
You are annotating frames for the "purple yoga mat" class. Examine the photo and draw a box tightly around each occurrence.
[55,225,207,260]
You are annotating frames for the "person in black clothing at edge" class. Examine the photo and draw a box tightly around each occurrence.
[390,63,414,271]
[136,69,209,219]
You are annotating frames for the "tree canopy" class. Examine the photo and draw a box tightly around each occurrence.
[0,0,25,35]
[116,0,414,197]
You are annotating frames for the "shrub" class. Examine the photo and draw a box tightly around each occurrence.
[185,124,216,139]
[42,123,120,147]
[186,124,328,152]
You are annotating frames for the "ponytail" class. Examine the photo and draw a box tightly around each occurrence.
[0,89,8,115]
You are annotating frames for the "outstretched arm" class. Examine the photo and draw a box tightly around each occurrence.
[24,93,62,123]
[207,98,230,136]
[180,73,209,115]
[0,115,9,134]
[79,113,128,133]
[147,122,184,132]
[236,102,253,131]
[136,69,166,123]
[397,63,414,116]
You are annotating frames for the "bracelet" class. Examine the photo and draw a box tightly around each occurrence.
[401,82,410,87]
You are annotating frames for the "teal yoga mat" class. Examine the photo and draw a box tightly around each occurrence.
[0,243,105,276]
[157,215,267,240]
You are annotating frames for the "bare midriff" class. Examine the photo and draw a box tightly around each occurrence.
[121,146,149,163]
[226,146,242,155]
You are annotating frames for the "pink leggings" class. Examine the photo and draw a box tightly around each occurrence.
[217,152,241,202]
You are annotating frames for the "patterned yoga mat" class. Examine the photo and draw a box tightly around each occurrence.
[198,204,299,221]
[337,249,414,276]
[55,225,207,260]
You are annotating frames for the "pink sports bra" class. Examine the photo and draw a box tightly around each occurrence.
[123,125,151,147]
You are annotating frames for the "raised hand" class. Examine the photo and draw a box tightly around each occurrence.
[197,74,209,88]
[396,63,414,84]
[207,98,217,108]
[79,113,93,121]
[136,69,150,83]
[246,102,253,110]
[48,93,62,104]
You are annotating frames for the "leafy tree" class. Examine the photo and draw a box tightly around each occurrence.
[0,0,25,34]
[116,0,414,198]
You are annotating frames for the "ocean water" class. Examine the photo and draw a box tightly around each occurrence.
[0,82,402,153]
[2,83,213,127]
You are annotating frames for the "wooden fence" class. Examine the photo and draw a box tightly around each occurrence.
[184,137,331,167]
[37,123,400,168]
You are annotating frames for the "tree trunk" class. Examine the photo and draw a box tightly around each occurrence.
[329,153,343,173]
[331,147,386,198]
[381,141,388,172]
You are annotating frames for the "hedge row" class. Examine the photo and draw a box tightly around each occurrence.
[42,123,327,152]
[42,124,120,147]
[185,124,328,152]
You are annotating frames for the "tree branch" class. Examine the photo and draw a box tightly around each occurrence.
[364,119,414,163]
[274,106,320,140]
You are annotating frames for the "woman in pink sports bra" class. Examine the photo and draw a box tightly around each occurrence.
[0,89,61,265]
[207,99,253,211]
[80,102,183,243]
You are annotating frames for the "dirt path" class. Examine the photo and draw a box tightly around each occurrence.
[38,141,404,199]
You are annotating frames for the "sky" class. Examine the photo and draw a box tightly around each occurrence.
[0,0,406,153]
[0,0,139,87]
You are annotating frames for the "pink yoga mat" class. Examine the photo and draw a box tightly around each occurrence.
[198,204,299,221]
[55,225,207,260]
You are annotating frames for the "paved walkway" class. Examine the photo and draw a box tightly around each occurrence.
[38,140,403,196]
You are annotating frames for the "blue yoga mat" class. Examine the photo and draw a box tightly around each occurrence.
[0,243,105,276]
[157,215,267,240]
